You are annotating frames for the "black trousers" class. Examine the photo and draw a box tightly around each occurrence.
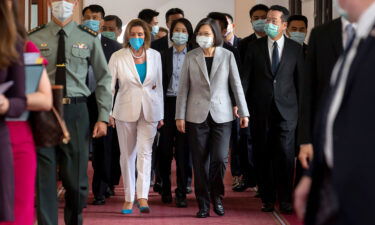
[187,115,232,210]
[230,119,256,186]
[252,103,296,204]
[36,103,89,225]
[158,97,190,198]
[88,93,121,200]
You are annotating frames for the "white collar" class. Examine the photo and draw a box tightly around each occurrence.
[267,34,285,48]
[356,2,375,39]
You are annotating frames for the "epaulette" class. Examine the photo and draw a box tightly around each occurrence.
[28,24,46,35]
[78,25,98,37]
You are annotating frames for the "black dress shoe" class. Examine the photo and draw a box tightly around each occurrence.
[261,203,274,212]
[212,197,225,216]
[196,208,210,218]
[186,186,192,194]
[161,194,172,204]
[92,198,105,205]
[232,180,249,192]
[175,196,187,208]
[279,202,293,214]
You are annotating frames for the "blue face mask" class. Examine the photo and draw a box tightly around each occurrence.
[83,20,100,32]
[289,32,306,45]
[129,38,144,51]
[333,0,349,20]
[264,23,280,39]
[151,25,159,35]
[172,32,189,45]
[252,19,266,32]
[102,31,117,40]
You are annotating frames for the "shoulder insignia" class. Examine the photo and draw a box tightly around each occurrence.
[28,24,46,35]
[78,25,98,37]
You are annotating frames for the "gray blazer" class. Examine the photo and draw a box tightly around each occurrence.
[176,47,249,124]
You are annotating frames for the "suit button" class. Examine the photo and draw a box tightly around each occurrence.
[273,80,277,84]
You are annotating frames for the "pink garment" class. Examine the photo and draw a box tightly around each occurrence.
[0,122,36,225]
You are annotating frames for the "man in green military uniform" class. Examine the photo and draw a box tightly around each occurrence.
[28,0,112,224]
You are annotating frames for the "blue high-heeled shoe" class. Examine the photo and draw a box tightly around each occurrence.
[121,209,133,214]
[139,206,150,213]
[137,200,150,213]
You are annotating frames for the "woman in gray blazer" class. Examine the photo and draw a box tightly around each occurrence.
[175,18,249,218]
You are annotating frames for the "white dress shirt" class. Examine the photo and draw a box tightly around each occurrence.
[267,35,285,64]
[325,2,375,168]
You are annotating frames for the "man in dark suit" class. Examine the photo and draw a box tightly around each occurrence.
[295,1,375,224]
[151,8,184,53]
[297,17,344,171]
[82,5,122,205]
[223,13,242,49]
[286,15,309,57]
[239,4,269,63]
[242,5,304,214]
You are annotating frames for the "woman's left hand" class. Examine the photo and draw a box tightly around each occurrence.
[0,95,10,115]
[157,120,164,129]
[240,117,249,128]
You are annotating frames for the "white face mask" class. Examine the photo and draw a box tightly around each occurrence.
[196,36,214,49]
[225,24,233,37]
[51,1,74,22]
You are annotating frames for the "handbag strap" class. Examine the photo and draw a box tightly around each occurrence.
[51,106,70,144]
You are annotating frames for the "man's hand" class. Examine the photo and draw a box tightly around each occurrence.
[0,95,10,115]
[294,176,312,220]
[157,120,164,129]
[299,144,314,169]
[176,119,185,133]
[240,117,249,128]
[233,106,239,118]
[93,121,107,138]
[108,116,115,128]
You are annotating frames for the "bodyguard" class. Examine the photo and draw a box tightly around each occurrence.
[29,0,112,224]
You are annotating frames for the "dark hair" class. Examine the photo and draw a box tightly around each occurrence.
[249,4,269,17]
[82,4,105,18]
[223,13,233,23]
[207,12,228,31]
[165,8,184,22]
[104,15,123,29]
[269,5,290,22]
[169,18,194,44]
[138,9,159,24]
[194,18,223,47]
[287,15,308,28]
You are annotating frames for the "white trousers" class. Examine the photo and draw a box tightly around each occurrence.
[115,110,158,202]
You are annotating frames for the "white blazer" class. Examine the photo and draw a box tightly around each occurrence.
[109,48,164,123]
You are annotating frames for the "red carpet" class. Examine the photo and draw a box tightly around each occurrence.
[56,162,303,225]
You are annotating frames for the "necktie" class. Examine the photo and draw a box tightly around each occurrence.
[56,29,67,96]
[345,24,355,50]
[272,41,279,75]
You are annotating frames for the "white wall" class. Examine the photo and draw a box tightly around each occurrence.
[84,0,235,30]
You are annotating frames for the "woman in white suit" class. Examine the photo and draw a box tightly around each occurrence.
[108,19,164,214]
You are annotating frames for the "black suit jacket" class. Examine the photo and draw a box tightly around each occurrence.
[242,36,304,126]
[101,36,122,62]
[239,33,258,64]
[151,36,169,53]
[298,18,343,145]
[306,24,375,225]
[231,35,242,49]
